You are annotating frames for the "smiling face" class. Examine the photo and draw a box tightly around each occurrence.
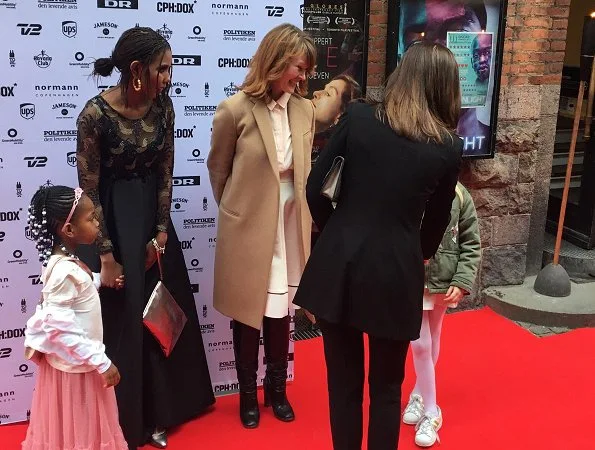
[312,79,350,132]
[270,55,309,98]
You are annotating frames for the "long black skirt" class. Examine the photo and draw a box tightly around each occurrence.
[78,174,215,449]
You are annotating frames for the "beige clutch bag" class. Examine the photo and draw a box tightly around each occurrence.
[143,251,187,357]
[320,156,344,202]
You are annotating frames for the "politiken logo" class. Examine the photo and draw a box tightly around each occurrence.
[9,50,16,68]
[211,2,248,16]
[67,151,77,167]
[97,0,138,9]
[174,126,196,138]
[223,29,256,42]
[188,25,206,42]
[172,176,200,186]
[17,24,42,36]
[53,102,77,119]
[95,22,118,39]
[39,0,78,9]
[62,20,77,38]
[44,130,77,142]
[218,57,250,68]
[24,156,47,168]
[156,23,173,41]
[20,103,35,120]
[183,217,215,230]
[157,1,196,13]
[35,84,79,97]
[173,54,201,66]
[265,5,284,17]
[184,105,216,117]
[0,84,16,97]
[33,50,52,68]
[171,81,191,98]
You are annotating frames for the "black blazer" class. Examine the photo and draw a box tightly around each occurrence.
[293,103,461,341]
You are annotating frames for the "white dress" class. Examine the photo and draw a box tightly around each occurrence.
[263,92,302,318]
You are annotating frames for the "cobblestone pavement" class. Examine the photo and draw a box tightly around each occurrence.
[513,320,571,337]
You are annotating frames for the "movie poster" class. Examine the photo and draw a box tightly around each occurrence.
[389,0,507,158]
[447,32,493,108]
[302,1,368,163]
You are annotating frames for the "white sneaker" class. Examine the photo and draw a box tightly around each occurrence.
[414,407,442,447]
[402,393,424,425]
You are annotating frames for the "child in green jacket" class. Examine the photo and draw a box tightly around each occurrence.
[403,182,481,448]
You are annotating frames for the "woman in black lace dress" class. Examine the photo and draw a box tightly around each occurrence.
[75,27,214,449]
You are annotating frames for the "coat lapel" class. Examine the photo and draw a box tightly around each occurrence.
[252,100,280,182]
[288,96,304,190]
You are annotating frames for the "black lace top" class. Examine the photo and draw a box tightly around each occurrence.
[76,95,174,254]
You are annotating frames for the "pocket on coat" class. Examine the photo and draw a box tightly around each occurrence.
[432,251,458,286]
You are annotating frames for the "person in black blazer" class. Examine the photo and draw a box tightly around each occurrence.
[293,42,463,450]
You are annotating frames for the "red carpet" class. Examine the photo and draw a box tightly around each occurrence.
[2,308,593,449]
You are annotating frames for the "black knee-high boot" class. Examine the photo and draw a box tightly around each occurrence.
[233,320,261,428]
[263,315,295,422]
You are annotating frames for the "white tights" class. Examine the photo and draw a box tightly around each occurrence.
[410,302,448,416]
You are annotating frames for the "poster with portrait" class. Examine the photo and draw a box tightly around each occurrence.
[386,0,508,158]
[447,32,493,108]
[302,1,369,163]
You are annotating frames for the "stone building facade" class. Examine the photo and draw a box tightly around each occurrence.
[365,0,572,304]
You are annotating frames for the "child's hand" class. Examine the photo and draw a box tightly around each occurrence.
[443,286,464,306]
[115,275,125,290]
[101,363,121,388]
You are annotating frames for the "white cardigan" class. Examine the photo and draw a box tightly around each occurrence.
[24,255,111,374]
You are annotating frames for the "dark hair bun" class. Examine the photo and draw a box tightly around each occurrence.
[94,57,115,77]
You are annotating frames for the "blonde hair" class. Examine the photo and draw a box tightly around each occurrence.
[240,23,316,104]
[377,42,461,144]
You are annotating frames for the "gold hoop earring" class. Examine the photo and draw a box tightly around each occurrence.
[133,78,142,92]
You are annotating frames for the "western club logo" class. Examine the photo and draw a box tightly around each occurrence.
[62,20,77,37]
[39,0,78,9]
[33,50,52,68]
[211,2,248,16]
[157,1,196,13]
[224,82,239,97]
[95,22,118,39]
[223,29,256,42]
[156,23,173,41]
[20,103,35,120]
[97,0,138,9]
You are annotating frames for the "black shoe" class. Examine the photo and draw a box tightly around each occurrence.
[233,320,261,429]
[149,429,167,448]
[263,370,295,422]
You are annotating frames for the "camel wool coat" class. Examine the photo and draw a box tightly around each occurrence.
[207,91,315,330]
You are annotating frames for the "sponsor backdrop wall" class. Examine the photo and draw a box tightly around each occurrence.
[0,0,305,425]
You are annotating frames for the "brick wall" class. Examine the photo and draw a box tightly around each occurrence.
[364,0,572,302]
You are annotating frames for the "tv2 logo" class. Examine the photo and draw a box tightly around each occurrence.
[265,6,284,17]
[24,156,47,168]
[17,24,42,36]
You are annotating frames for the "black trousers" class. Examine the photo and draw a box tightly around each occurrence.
[318,320,409,450]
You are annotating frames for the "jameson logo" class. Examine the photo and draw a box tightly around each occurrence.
[33,50,52,69]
